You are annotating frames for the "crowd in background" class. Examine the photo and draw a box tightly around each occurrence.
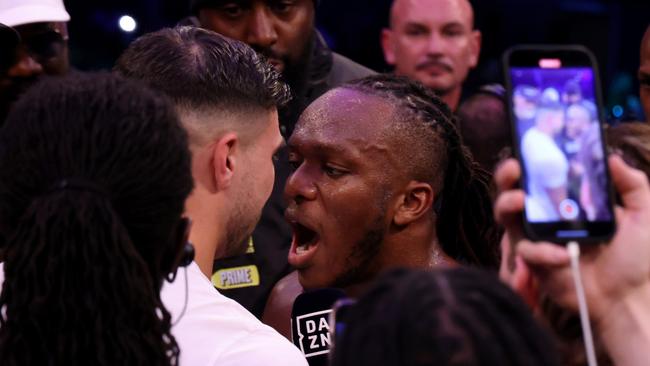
[1,0,650,365]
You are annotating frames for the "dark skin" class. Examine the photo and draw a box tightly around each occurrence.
[0,22,69,121]
[263,88,455,339]
[198,0,314,75]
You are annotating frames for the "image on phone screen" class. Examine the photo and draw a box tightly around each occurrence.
[510,66,612,225]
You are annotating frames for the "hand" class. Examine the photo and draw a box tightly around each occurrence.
[494,155,650,325]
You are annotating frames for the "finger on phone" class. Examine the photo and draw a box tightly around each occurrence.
[609,154,650,211]
[494,189,525,224]
[494,158,521,193]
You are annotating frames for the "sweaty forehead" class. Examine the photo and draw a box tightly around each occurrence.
[391,0,474,29]
[291,88,396,146]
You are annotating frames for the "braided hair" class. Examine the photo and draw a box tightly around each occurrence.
[342,74,499,268]
[331,268,561,366]
[0,73,193,365]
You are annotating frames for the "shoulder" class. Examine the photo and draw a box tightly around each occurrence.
[262,270,303,340]
[522,129,546,147]
[166,265,304,364]
[219,329,308,366]
[326,52,376,88]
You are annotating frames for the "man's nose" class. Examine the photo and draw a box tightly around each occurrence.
[426,32,447,56]
[246,6,278,49]
[284,165,317,204]
[7,53,43,78]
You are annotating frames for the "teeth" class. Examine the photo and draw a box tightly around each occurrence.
[296,244,309,255]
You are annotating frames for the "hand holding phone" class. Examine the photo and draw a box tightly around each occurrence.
[495,155,650,366]
[503,45,616,243]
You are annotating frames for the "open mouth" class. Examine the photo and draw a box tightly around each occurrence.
[294,222,319,254]
[288,221,321,268]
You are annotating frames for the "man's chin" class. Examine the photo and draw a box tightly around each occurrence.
[296,270,327,291]
[414,74,454,94]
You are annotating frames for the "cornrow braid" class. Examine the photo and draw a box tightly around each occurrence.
[343,74,499,268]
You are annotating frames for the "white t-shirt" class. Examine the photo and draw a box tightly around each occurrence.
[521,128,568,222]
[161,262,307,366]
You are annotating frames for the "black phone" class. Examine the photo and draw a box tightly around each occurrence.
[503,45,616,243]
[327,298,355,358]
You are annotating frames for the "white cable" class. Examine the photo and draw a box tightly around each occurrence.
[172,266,189,327]
[567,241,598,366]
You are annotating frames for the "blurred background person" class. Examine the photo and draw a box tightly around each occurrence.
[607,122,650,177]
[0,24,19,73]
[0,0,70,122]
[578,125,609,219]
[43,1,647,123]
[521,98,569,221]
[563,101,597,210]
[639,25,650,121]
[562,80,583,105]
[331,268,561,366]
[512,84,541,135]
[381,0,480,111]
[456,84,510,174]
[0,73,193,365]
[186,0,375,318]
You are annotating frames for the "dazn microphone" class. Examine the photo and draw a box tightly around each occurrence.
[291,288,346,366]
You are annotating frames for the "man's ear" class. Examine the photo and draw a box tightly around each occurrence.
[212,132,239,191]
[381,28,397,66]
[468,30,482,68]
[393,181,434,226]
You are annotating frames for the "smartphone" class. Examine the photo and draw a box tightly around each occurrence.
[503,45,616,243]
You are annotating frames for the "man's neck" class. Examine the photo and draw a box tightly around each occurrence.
[185,192,225,278]
[535,123,555,136]
[343,230,453,298]
[441,87,462,111]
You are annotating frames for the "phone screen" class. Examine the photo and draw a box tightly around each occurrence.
[506,48,615,241]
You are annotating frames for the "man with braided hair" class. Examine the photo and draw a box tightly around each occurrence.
[263,74,500,338]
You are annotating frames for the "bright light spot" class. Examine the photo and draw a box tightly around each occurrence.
[612,105,623,118]
[119,15,137,33]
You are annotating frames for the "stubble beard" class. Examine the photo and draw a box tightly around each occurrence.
[330,214,386,290]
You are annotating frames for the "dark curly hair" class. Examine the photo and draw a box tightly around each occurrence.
[331,268,561,366]
[343,74,500,268]
[0,73,193,365]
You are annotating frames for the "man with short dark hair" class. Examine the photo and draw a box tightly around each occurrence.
[381,0,481,110]
[0,0,70,122]
[185,0,375,317]
[115,26,307,366]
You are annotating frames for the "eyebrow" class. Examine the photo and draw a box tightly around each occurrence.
[403,21,429,29]
[443,22,466,30]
